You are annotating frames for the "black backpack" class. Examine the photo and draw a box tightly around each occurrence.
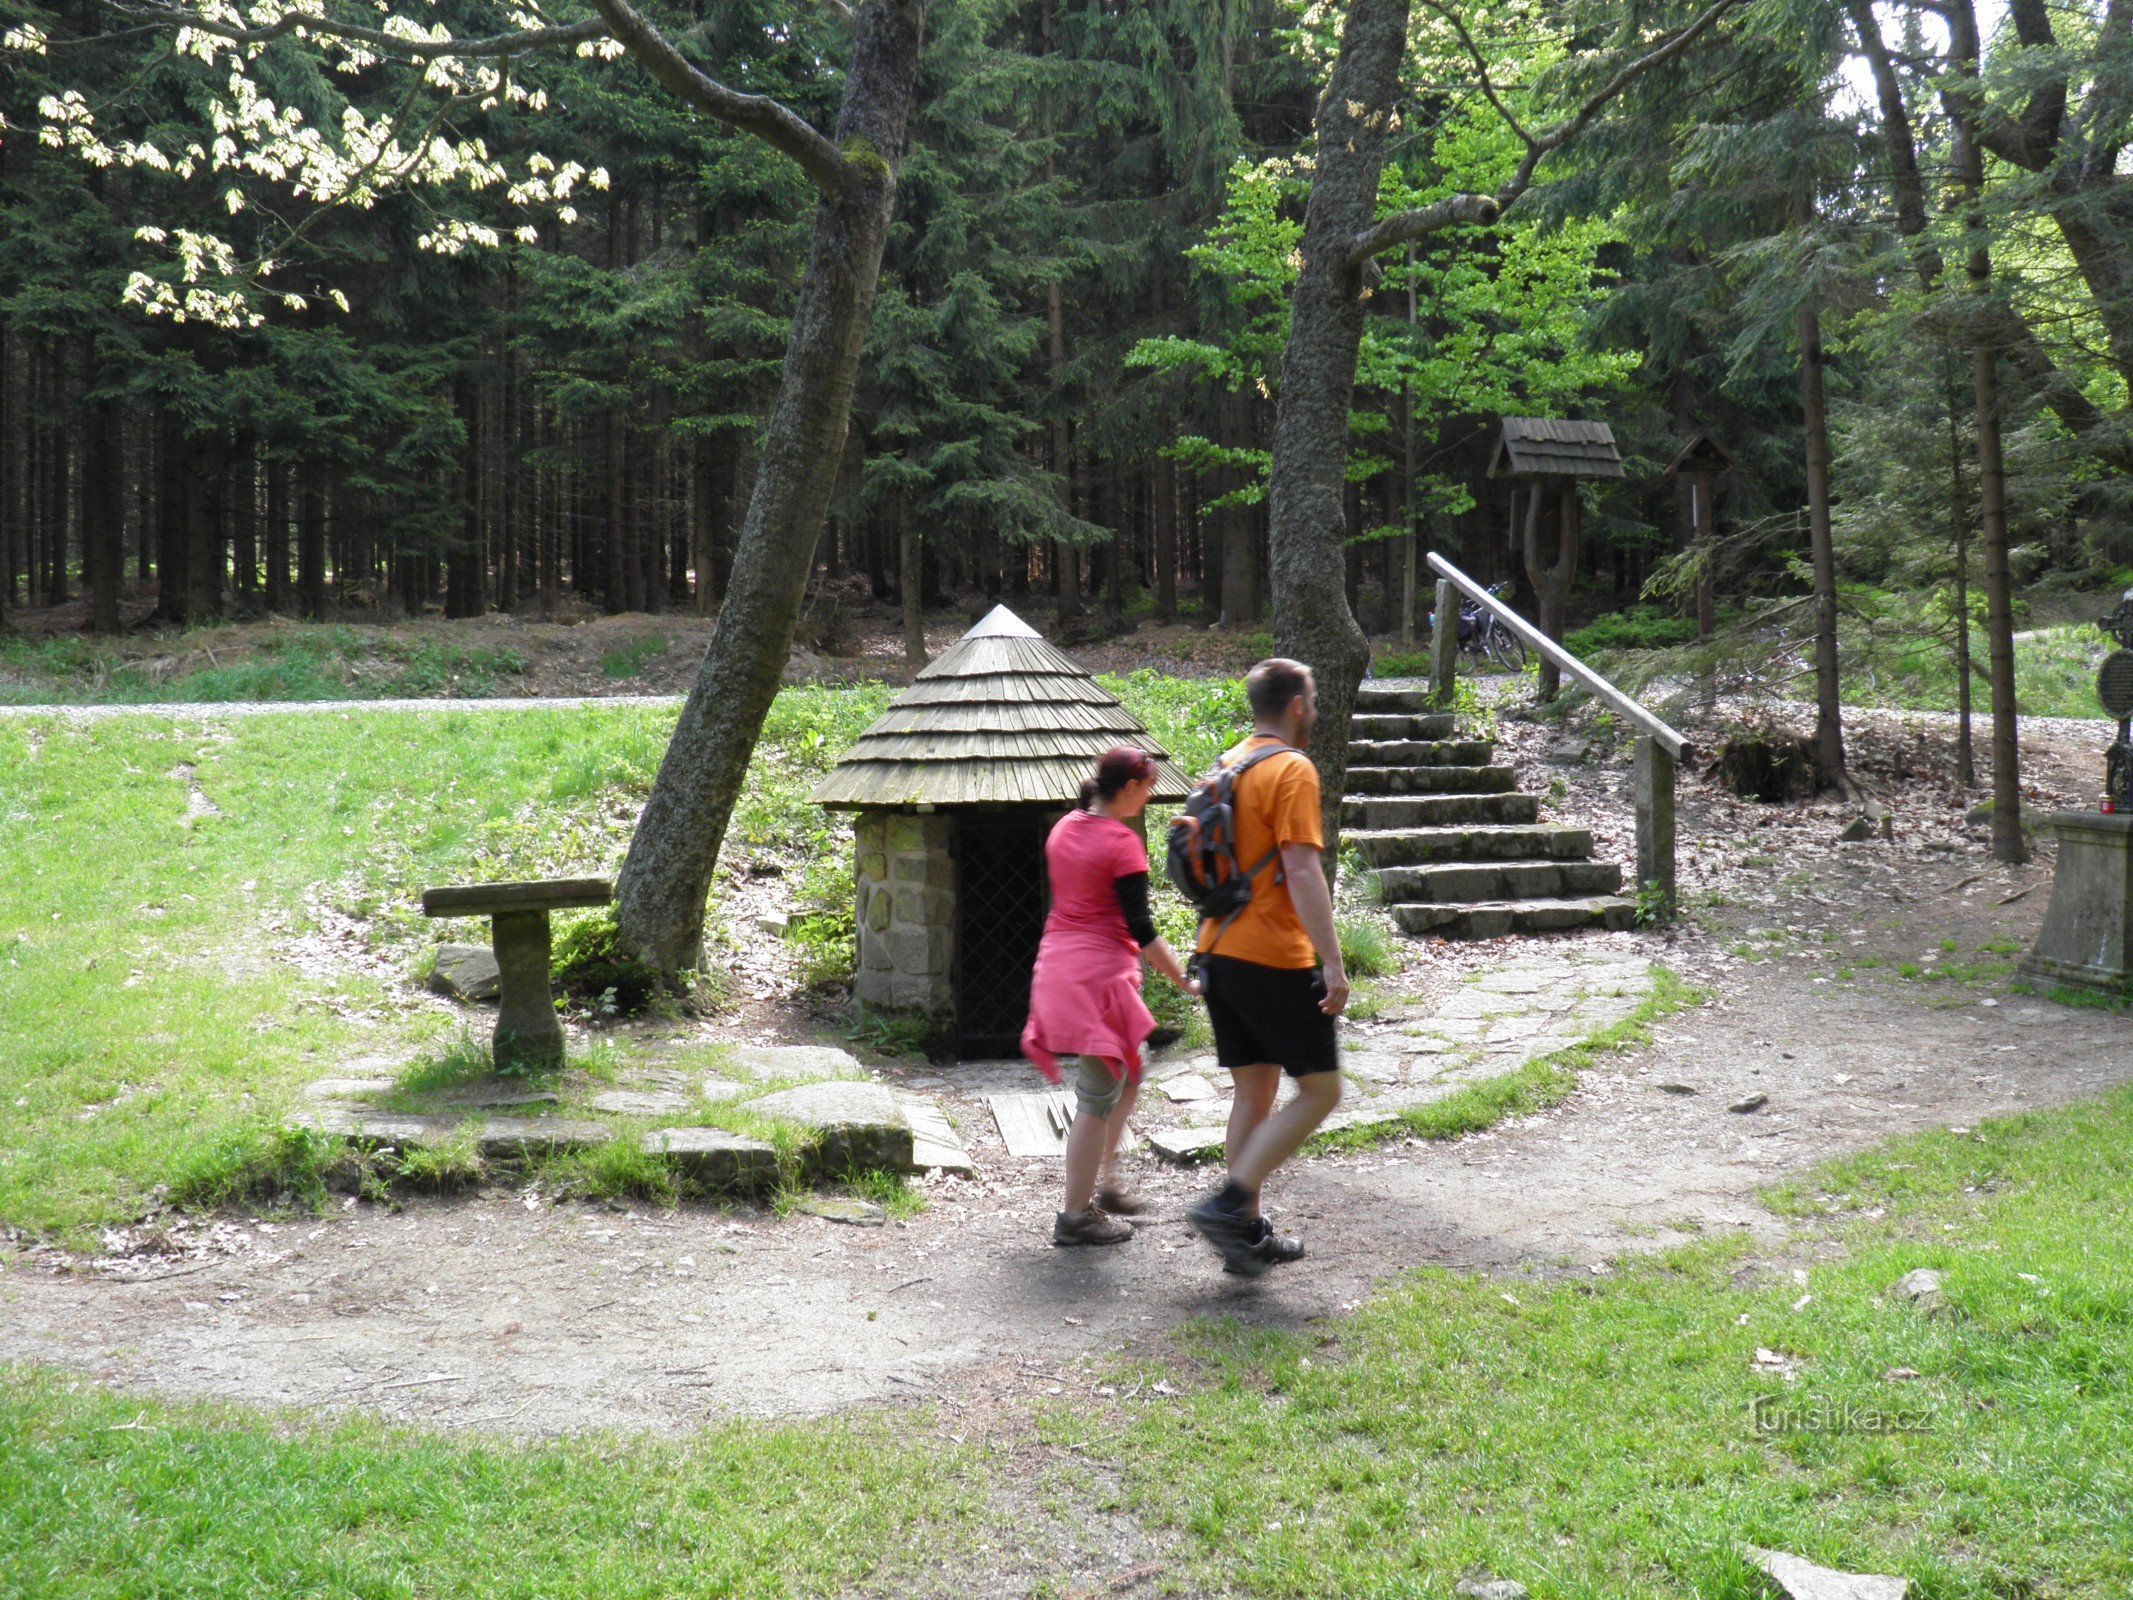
[1163,742,1296,956]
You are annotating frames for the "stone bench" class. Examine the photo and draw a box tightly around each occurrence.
[420,878,612,1072]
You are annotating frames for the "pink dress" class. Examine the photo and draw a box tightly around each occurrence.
[1019,809,1157,1086]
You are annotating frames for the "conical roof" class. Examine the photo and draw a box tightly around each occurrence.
[812,605,1192,808]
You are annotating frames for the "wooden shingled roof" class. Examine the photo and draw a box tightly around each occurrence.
[811,605,1193,809]
[1488,417,1625,480]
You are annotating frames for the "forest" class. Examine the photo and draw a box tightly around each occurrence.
[5,0,2132,879]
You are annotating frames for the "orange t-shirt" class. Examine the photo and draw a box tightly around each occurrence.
[1193,735,1324,970]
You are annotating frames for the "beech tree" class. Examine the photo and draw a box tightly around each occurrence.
[1261,0,1744,855]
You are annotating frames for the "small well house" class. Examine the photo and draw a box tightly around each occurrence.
[812,605,1189,1058]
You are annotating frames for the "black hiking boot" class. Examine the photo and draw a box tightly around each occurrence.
[1186,1193,1268,1277]
[1224,1217,1304,1274]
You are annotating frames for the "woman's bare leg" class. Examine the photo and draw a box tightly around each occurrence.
[1097,1077,1141,1195]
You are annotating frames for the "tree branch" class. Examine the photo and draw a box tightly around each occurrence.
[1346,193,1498,266]
[582,0,847,195]
[1417,2,1534,149]
[98,4,607,61]
[1496,0,1745,213]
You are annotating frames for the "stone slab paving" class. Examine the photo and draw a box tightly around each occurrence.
[1142,946,1657,1162]
[287,947,1653,1189]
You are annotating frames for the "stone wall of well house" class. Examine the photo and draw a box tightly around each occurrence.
[853,811,955,1015]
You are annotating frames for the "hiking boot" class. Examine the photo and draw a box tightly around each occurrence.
[1053,1206,1134,1247]
[1186,1194,1268,1277]
[1224,1217,1304,1274]
[1096,1184,1146,1217]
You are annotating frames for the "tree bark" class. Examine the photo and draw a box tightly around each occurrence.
[183,432,222,625]
[83,386,124,633]
[899,492,926,675]
[1946,360,1977,788]
[612,0,928,980]
[1947,2,2029,864]
[1521,483,1577,701]
[1265,0,1407,863]
[1798,265,1847,792]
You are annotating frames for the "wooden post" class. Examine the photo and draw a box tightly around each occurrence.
[1429,576,1458,708]
[1634,735,1676,921]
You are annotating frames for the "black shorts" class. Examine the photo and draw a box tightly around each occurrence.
[1199,954,1339,1077]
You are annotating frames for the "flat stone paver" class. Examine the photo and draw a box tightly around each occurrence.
[476,1117,612,1155]
[590,1089,692,1116]
[727,1044,868,1084]
[1143,947,1659,1161]
[744,1081,915,1171]
[641,1128,778,1188]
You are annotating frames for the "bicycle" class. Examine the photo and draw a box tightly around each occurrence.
[1430,582,1528,674]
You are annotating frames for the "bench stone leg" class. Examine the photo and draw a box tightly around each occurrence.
[490,910,564,1073]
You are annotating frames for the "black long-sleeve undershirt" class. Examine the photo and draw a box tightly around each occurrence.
[1112,871,1159,947]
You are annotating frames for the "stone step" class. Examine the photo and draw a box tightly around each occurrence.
[1345,738,1494,767]
[1375,859,1623,904]
[1354,685,1438,714]
[1392,895,1639,938]
[1347,824,1596,866]
[1350,711,1457,740]
[1344,792,1541,830]
[1344,764,1516,797]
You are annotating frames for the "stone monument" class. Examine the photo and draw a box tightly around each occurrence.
[2017,593,2133,996]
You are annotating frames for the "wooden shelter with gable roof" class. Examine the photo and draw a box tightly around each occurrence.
[813,604,1189,1057]
[1489,417,1625,698]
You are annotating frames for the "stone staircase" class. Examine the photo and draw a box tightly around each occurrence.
[1346,683,1638,938]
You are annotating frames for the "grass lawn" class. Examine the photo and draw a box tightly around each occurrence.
[0,1373,979,1599]
[1048,1090,2133,1598]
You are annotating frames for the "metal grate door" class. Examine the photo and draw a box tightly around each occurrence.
[953,809,1054,1058]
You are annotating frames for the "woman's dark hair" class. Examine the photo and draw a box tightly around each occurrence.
[1079,745,1156,809]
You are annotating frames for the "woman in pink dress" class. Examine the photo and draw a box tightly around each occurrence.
[1021,746,1195,1246]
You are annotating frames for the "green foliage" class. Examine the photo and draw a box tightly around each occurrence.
[1369,651,1432,678]
[1335,913,1398,979]
[598,636,669,681]
[394,1126,485,1192]
[1565,606,1699,657]
[551,909,663,1024]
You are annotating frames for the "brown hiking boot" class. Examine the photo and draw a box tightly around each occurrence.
[1053,1206,1134,1247]
[1096,1184,1145,1217]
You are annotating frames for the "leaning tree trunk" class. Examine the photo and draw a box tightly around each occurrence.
[1798,284,1848,792]
[612,0,927,980]
[1265,0,1408,865]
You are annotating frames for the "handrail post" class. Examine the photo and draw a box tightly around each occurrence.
[1634,735,1676,922]
[1429,577,1458,709]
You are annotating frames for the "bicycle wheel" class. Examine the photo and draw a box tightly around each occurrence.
[1486,626,1526,673]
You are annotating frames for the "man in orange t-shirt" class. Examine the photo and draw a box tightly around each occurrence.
[1185,658,1348,1277]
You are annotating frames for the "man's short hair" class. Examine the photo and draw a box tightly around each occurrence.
[1246,658,1313,721]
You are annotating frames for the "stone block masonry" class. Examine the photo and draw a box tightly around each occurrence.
[853,810,956,1016]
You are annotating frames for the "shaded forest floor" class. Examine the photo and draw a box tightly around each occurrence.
[0,582,1280,704]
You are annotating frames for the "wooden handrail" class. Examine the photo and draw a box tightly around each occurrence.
[1426,552,1692,759]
